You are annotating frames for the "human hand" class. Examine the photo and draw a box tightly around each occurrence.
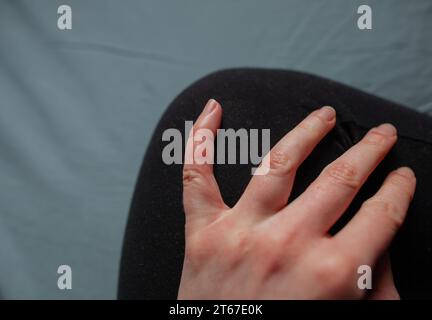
[178,99,416,299]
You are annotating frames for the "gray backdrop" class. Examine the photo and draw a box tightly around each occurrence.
[0,0,431,299]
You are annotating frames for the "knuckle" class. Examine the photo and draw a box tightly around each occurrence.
[388,172,415,199]
[182,166,205,187]
[300,114,326,132]
[298,119,315,132]
[225,230,253,267]
[363,130,388,145]
[315,253,354,291]
[390,171,412,184]
[325,162,360,190]
[317,255,347,277]
[311,112,331,127]
[268,150,296,176]
[235,230,252,252]
[250,230,284,270]
[229,230,251,257]
[362,199,404,230]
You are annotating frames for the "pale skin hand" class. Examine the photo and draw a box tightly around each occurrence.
[178,99,416,300]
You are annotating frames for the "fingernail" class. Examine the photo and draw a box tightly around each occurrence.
[396,167,415,179]
[317,106,336,121]
[375,123,397,136]
[203,99,218,116]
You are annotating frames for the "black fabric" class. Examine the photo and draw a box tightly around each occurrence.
[118,69,432,299]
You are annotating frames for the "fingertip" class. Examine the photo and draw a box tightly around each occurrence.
[316,106,336,122]
[203,99,219,115]
[205,99,223,118]
[395,166,416,180]
[213,99,223,114]
[196,99,222,129]
[374,123,397,137]
[208,98,220,106]
[388,167,417,202]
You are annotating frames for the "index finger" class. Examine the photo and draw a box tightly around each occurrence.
[182,99,227,229]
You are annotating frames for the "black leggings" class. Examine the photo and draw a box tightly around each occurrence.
[118,69,432,299]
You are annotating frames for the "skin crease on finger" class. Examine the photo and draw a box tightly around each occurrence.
[178,99,416,300]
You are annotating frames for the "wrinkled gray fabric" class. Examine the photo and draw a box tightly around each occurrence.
[0,0,431,299]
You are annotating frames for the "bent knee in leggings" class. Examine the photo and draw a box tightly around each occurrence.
[119,68,432,299]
